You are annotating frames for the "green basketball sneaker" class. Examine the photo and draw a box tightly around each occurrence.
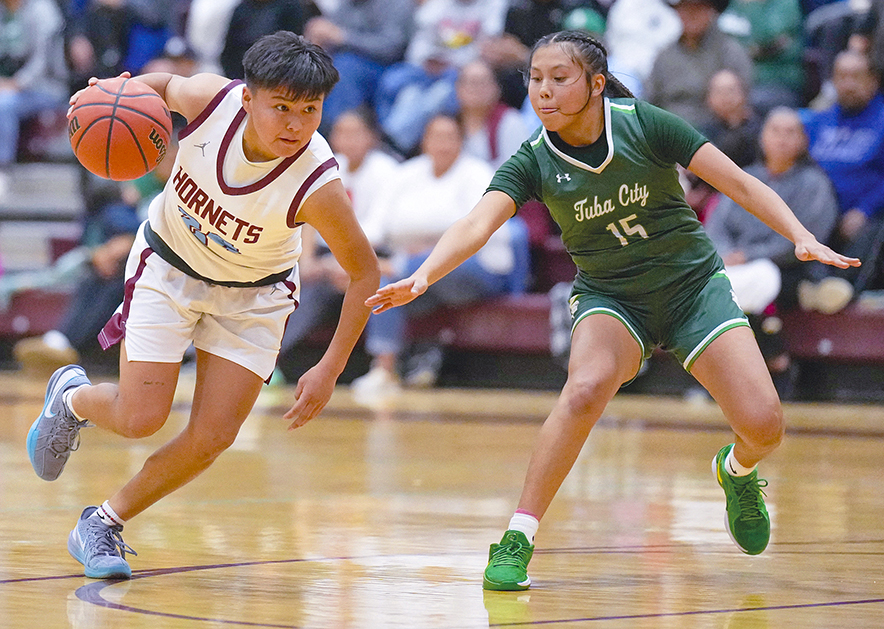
[713,444,771,555]
[483,530,534,591]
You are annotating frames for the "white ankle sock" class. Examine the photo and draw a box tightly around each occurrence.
[725,447,756,477]
[95,501,125,527]
[62,386,87,421]
[507,511,539,543]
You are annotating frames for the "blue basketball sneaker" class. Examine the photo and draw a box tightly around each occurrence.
[68,507,136,579]
[27,365,91,481]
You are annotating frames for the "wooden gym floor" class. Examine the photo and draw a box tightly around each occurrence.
[1,369,883,628]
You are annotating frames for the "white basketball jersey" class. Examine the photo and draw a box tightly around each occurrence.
[147,80,340,284]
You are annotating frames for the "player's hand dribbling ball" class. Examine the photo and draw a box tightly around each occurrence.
[69,77,173,181]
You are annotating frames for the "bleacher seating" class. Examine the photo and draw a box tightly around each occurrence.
[782,304,884,362]
[0,289,69,338]
[3,237,884,400]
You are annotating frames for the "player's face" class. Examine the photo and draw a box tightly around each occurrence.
[242,86,323,161]
[528,45,603,142]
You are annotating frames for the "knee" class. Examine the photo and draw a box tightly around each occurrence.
[740,399,785,451]
[188,428,239,464]
[114,401,168,438]
[560,372,620,416]
[117,411,167,439]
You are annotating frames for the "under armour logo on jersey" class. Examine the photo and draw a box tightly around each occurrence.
[556,173,571,182]
[194,141,210,157]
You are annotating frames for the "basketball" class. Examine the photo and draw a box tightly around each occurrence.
[68,77,173,181]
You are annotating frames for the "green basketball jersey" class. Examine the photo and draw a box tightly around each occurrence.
[489,98,723,299]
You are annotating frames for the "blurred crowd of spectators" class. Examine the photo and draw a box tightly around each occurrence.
[2,0,884,396]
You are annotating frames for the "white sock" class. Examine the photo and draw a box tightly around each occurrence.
[725,446,756,477]
[94,501,125,528]
[62,386,87,421]
[507,511,539,543]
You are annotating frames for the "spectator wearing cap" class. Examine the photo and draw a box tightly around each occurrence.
[645,0,754,129]
[139,37,198,77]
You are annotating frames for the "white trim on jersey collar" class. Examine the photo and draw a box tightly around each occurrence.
[540,97,614,174]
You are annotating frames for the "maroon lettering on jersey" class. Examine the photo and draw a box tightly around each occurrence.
[172,166,268,244]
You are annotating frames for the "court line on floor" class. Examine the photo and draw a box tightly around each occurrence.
[4,537,883,586]
[67,542,884,628]
[3,541,882,627]
[76,577,304,628]
[486,597,884,627]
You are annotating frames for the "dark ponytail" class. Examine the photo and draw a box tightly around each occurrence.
[528,30,636,99]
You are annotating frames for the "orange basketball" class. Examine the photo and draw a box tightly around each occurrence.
[68,77,173,181]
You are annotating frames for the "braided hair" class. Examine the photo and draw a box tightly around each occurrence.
[528,30,635,100]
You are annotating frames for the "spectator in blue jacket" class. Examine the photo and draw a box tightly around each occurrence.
[799,50,884,312]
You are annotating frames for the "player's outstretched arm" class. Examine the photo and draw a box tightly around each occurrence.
[365,191,517,314]
[688,142,861,269]
[284,180,381,429]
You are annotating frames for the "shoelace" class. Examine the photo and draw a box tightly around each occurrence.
[84,519,138,559]
[733,476,769,521]
[47,417,91,458]
[490,537,531,568]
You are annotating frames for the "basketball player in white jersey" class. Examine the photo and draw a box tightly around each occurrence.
[27,31,380,579]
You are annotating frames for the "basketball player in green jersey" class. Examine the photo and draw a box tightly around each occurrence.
[366,31,860,590]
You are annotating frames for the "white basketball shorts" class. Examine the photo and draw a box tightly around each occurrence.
[99,224,299,380]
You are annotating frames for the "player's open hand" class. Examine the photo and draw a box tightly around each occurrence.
[283,364,336,429]
[68,72,132,116]
[364,275,429,314]
[794,237,861,269]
